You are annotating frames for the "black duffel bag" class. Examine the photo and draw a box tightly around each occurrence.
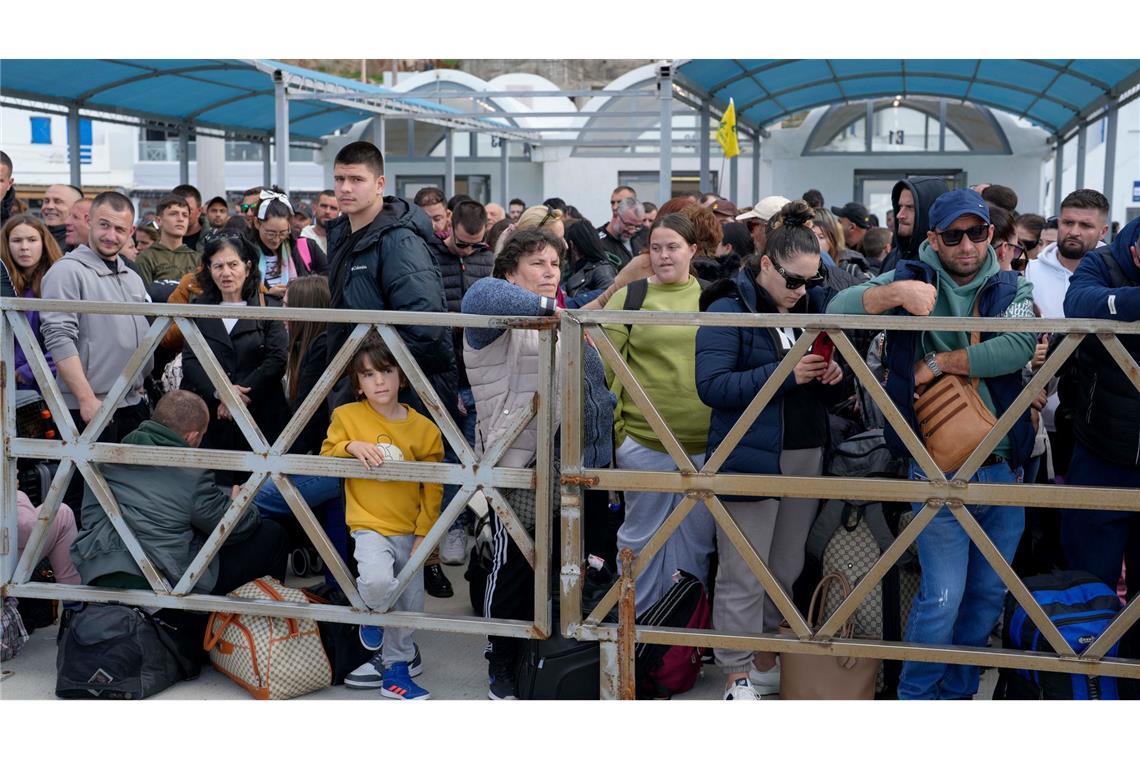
[56,603,196,699]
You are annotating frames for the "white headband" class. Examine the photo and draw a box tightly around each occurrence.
[257,189,293,220]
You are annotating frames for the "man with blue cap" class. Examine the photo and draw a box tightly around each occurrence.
[828,187,1038,699]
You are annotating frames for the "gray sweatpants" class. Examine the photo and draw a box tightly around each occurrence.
[713,447,824,672]
[352,530,422,667]
[615,436,716,615]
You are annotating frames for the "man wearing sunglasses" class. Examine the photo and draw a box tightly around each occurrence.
[238,186,264,225]
[828,188,1038,700]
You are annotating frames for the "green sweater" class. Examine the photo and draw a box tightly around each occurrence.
[136,241,199,284]
[827,241,1037,457]
[602,277,710,454]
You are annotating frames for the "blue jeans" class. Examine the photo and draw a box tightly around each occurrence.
[899,460,1024,700]
[441,387,479,532]
[252,474,349,582]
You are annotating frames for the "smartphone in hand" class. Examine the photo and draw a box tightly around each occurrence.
[809,332,834,364]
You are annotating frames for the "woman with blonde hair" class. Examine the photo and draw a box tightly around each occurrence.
[813,207,867,277]
[1,214,64,389]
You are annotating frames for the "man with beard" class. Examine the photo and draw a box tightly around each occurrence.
[41,191,153,509]
[597,197,644,268]
[1024,190,1109,480]
[828,189,1037,699]
[1,151,16,226]
[880,177,950,273]
[301,190,339,252]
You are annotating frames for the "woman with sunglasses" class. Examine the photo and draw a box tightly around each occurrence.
[250,187,327,299]
[989,206,1026,273]
[603,212,715,617]
[695,200,844,700]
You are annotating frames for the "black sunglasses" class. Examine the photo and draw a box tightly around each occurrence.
[1011,246,1030,273]
[452,237,489,252]
[937,224,990,247]
[770,257,825,290]
[1019,237,1040,251]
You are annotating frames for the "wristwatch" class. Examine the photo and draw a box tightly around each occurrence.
[923,352,943,380]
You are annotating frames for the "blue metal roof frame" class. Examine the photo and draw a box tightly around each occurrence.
[676,59,1140,136]
[0,59,473,142]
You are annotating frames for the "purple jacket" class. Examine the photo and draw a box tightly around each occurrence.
[14,285,56,390]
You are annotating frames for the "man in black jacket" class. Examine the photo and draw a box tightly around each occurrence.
[326,141,458,598]
[432,199,493,564]
[0,150,15,226]
[880,176,949,273]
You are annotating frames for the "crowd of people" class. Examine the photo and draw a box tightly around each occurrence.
[1,141,1138,701]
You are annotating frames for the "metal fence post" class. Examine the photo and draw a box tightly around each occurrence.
[559,313,584,634]
[617,546,637,700]
[1,313,18,584]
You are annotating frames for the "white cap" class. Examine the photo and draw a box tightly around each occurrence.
[736,195,790,223]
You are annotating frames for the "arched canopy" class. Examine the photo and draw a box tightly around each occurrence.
[676,59,1140,136]
[0,59,502,141]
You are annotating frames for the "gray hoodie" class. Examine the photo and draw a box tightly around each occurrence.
[39,244,153,409]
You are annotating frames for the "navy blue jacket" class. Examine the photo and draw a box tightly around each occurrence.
[1063,215,1140,468]
[883,260,1035,469]
[696,269,836,492]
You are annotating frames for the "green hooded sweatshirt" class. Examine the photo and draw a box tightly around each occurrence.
[136,241,199,284]
[827,241,1037,457]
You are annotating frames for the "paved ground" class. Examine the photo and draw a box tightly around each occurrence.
[1,516,996,701]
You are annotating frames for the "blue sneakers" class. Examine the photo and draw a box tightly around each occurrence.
[380,661,430,700]
[359,624,383,651]
[344,645,423,689]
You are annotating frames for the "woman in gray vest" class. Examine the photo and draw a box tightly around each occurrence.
[461,228,614,700]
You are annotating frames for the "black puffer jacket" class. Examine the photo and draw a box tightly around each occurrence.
[881,176,948,273]
[325,197,458,420]
[429,236,493,387]
[0,185,15,225]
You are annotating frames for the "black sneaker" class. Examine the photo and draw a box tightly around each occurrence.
[344,645,423,689]
[424,564,454,598]
[488,662,517,700]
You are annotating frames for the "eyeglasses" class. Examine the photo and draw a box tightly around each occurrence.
[1019,237,1039,251]
[452,237,489,252]
[936,224,990,247]
[260,229,291,242]
[769,257,825,290]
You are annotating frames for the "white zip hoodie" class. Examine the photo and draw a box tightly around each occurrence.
[1022,241,1104,432]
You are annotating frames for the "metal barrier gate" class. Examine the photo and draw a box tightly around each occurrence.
[1,298,557,643]
[557,308,1140,699]
[4,296,1140,699]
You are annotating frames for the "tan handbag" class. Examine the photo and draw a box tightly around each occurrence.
[912,309,996,472]
[204,576,332,700]
[778,572,879,700]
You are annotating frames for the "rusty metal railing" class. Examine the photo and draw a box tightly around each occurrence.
[557,308,1140,699]
[1,298,557,642]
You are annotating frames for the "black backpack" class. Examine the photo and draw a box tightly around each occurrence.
[55,603,197,700]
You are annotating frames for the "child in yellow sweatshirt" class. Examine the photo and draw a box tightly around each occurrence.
[320,338,442,700]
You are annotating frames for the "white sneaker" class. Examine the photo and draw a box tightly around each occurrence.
[724,677,761,700]
[748,662,780,696]
[441,527,468,565]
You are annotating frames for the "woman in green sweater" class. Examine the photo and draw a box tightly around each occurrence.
[603,213,714,613]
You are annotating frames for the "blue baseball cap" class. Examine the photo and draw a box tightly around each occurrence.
[928,188,991,231]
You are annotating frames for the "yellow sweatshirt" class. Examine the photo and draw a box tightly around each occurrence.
[320,401,444,537]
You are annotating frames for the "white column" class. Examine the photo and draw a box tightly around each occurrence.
[1053,136,1065,216]
[195,133,227,203]
[751,135,761,203]
[500,138,510,206]
[274,70,289,189]
[657,63,673,204]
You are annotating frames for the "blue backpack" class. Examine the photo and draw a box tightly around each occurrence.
[998,571,1122,699]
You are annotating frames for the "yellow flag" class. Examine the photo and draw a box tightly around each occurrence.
[716,98,740,159]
